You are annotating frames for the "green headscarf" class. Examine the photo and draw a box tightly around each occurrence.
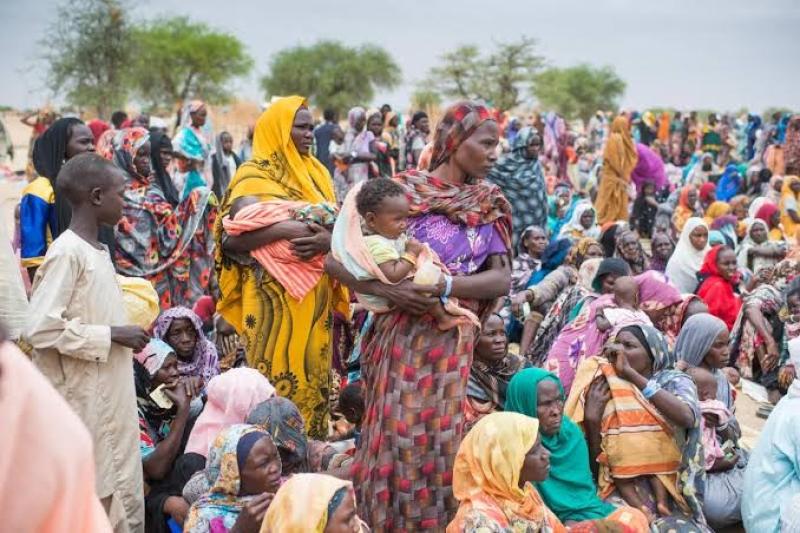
[505,368,616,523]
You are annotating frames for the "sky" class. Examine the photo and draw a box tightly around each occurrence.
[1,0,799,113]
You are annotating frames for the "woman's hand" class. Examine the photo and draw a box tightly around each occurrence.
[605,342,639,382]
[381,280,439,316]
[290,223,331,260]
[760,339,780,373]
[231,493,273,533]
[163,496,190,525]
[584,376,610,424]
[778,364,796,390]
[163,381,191,413]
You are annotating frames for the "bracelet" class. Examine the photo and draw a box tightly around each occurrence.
[401,252,417,264]
[642,379,661,399]
[440,274,453,305]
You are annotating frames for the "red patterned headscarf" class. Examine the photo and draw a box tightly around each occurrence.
[428,101,494,172]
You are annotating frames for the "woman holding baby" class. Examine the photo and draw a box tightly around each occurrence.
[326,101,512,531]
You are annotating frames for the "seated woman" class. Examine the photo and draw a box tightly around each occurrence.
[742,337,800,532]
[695,245,742,331]
[736,218,786,275]
[465,313,528,428]
[184,425,282,533]
[648,232,674,273]
[567,324,707,531]
[262,473,368,532]
[154,307,220,386]
[558,200,600,241]
[135,339,203,532]
[615,229,649,275]
[675,313,747,529]
[447,412,647,532]
[506,368,635,525]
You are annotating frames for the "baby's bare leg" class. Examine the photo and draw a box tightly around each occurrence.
[616,478,655,521]
[649,476,671,517]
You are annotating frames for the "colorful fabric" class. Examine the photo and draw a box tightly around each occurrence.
[246,396,309,473]
[153,306,220,383]
[696,246,742,331]
[785,115,800,174]
[222,200,336,301]
[737,219,775,272]
[185,368,276,458]
[19,176,55,267]
[630,142,667,193]
[672,185,700,234]
[781,175,800,241]
[468,353,527,409]
[262,474,358,533]
[595,116,638,225]
[134,338,174,377]
[665,217,709,293]
[703,201,731,226]
[505,368,617,523]
[487,127,548,247]
[133,341,175,459]
[716,164,742,202]
[428,101,493,172]
[214,95,347,439]
[184,425,272,533]
[698,399,730,470]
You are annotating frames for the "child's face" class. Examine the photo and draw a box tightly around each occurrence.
[364,195,409,240]
[332,126,344,144]
[643,183,655,196]
[221,134,234,153]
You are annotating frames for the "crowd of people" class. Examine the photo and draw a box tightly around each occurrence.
[2,96,800,533]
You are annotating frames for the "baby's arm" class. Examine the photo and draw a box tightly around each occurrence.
[229,196,260,219]
[595,309,612,332]
[377,239,422,283]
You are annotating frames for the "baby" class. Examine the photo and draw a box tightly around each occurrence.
[354,177,463,330]
[596,276,653,333]
[686,366,736,472]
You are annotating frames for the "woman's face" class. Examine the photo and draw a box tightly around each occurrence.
[536,380,564,437]
[686,189,698,208]
[750,223,768,244]
[524,135,542,159]
[323,489,360,533]
[653,236,673,260]
[703,329,730,369]
[475,315,507,364]
[585,244,604,261]
[689,226,708,251]
[354,116,367,132]
[788,293,800,317]
[453,120,499,180]
[191,108,207,128]
[716,248,738,281]
[367,115,383,137]
[133,141,152,177]
[580,209,595,229]
[771,212,781,229]
[291,108,315,156]
[165,317,198,362]
[518,436,551,486]
[239,437,282,496]
[615,330,652,378]
[599,273,620,294]
[66,124,96,159]
[151,354,180,390]
[160,147,173,170]
[618,233,639,259]
[524,227,547,257]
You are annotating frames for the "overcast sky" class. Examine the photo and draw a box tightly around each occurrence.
[1,0,798,113]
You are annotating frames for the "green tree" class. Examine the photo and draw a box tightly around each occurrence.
[261,41,401,115]
[42,0,132,117]
[130,17,253,114]
[429,37,544,112]
[532,64,625,122]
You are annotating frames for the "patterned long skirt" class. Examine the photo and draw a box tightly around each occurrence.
[351,310,476,532]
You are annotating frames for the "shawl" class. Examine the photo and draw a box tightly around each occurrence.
[595,116,638,225]
[246,397,309,472]
[487,127,548,246]
[505,368,616,523]
[448,413,565,533]
[214,95,347,331]
[153,306,220,383]
[468,354,527,409]
[716,164,742,202]
[703,200,731,226]
[672,185,700,234]
[261,474,357,533]
[637,270,683,312]
[557,200,599,241]
[527,238,573,286]
[696,246,742,331]
[150,131,181,205]
[184,425,273,533]
[564,237,601,269]
[185,368,276,457]
[630,142,667,193]
[737,218,770,270]
[428,101,493,173]
[676,313,735,409]
[665,217,709,293]
[395,169,512,251]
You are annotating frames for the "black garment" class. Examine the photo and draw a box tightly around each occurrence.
[149,131,181,206]
[314,122,336,174]
[630,195,658,239]
[211,150,242,200]
[145,453,205,533]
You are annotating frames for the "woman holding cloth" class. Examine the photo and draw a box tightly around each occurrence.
[215,96,347,439]
[595,116,639,225]
[327,101,512,530]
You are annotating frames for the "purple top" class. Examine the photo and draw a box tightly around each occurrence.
[631,143,668,193]
[408,213,508,275]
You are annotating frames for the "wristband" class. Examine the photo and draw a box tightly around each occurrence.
[642,379,661,399]
[440,274,453,305]
[401,252,417,265]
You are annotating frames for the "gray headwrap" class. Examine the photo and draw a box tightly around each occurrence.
[675,313,728,367]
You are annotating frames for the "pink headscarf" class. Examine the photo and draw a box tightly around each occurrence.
[184,368,276,457]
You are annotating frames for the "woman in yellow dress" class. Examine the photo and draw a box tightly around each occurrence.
[595,116,638,225]
[215,96,347,438]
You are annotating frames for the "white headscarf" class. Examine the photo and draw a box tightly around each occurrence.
[737,218,769,269]
[558,200,600,240]
[748,197,768,219]
[665,217,710,293]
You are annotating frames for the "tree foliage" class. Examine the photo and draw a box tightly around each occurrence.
[130,17,253,114]
[43,0,132,117]
[261,41,401,115]
[429,37,544,112]
[532,64,626,122]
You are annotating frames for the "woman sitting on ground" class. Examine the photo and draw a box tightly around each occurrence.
[648,232,674,273]
[695,245,742,331]
[153,307,220,386]
[615,229,649,275]
[736,218,786,275]
[184,425,282,533]
[465,313,529,428]
[447,412,647,532]
[567,324,707,531]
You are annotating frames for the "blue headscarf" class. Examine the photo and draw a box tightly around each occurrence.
[716,163,742,202]
[527,238,572,287]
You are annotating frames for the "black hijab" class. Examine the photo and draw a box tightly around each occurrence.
[149,130,180,205]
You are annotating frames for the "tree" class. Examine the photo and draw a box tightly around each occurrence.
[261,41,401,116]
[411,86,442,112]
[42,0,132,117]
[429,37,544,112]
[130,17,253,114]
[532,64,626,122]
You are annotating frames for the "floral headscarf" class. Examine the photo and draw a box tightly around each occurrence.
[246,397,309,472]
[153,306,220,383]
[564,236,601,268]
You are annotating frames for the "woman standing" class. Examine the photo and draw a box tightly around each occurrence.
[595,116,638,225]
[215,96,347,438]
[173,100,214,192]
[487,127,547,249]
[327,102,511,530]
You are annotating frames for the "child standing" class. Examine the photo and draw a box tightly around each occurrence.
[26,153,150,533]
